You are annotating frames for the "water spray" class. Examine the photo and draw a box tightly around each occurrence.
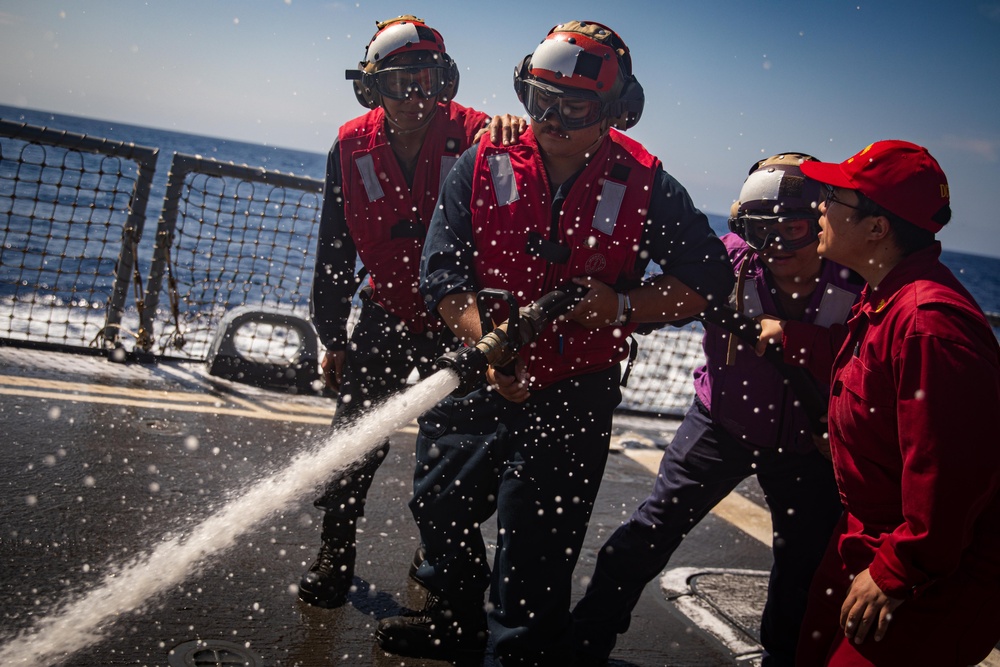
[0,283,590,666]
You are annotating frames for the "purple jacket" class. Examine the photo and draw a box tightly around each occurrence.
[693,234,861,453]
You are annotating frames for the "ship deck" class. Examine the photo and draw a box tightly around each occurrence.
[1,346,995,667]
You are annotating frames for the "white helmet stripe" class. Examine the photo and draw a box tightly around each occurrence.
[739,168,786,207]
[530,39,583,77]
[366,22,421,63]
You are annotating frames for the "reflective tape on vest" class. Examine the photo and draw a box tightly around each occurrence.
[356,153,385,202]
[593,180,626,235]
[488,153,519,206]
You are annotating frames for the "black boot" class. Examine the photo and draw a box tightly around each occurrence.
[408,545,427,586]
[297,513,356,608]
[375,592,487,664]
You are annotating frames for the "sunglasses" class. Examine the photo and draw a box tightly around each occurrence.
[373,66,449,100]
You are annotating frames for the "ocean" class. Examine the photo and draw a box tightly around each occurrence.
[2,103,999,320]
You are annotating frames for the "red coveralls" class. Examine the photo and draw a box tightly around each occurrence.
[785,244,1000,666]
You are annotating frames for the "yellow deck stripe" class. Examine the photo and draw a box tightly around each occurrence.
[0,375,218,402]
[4,371,995,663]
[0,386,335,424]
[622,448,773,546]
[0,374,773,546]
[260,399,331,414]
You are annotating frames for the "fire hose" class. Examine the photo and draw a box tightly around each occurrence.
[435,283,590,396]
[434,284,828,436]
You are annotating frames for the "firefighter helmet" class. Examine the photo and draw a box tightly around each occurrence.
[346,15,459,109]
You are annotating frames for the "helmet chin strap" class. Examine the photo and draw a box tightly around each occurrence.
[726,255,752,366]
[574,119,612,160]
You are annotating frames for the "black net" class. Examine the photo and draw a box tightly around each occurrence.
[0,124,155,350]
[8,120,994,415]
[145,155,323,360]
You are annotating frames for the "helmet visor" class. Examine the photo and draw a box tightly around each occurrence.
[738,215,819,252]
[374,65,448,100]
[522,80,604,130]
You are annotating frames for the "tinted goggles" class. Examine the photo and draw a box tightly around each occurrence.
[735,215,820,252]
[522,81,604,130]
[373,65,448,100]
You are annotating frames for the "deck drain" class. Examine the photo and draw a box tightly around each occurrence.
[168,639,262,666]
[135,417,187,436]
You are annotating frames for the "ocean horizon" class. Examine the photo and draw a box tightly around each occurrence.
[2,103,998,319]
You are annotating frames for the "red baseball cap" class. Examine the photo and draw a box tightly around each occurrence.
[800,140,950,233]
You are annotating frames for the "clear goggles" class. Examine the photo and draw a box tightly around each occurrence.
[521,80,605,130]
[735,215,820,252]
[373,65,449,100]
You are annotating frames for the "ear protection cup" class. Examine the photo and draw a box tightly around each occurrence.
[512,54,532,105]
[608,76,644,130]
[346,64,379,109]
[439,57,460,103]
[727,200,744,236]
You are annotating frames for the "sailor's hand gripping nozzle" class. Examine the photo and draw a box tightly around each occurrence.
[435,283,590,396]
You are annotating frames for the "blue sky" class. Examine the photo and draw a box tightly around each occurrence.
[2,1,999,258]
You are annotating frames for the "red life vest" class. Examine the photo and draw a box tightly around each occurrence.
[339,102,488,331]
[470,128,658,389]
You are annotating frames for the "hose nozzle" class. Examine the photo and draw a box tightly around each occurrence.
[435,283,589,396]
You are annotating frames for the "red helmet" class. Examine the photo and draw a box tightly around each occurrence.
[346,15,459,109]
[514,21,644,130]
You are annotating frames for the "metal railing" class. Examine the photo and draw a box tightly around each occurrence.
[3,118,998,416]
[140,153,323,359]
[0,119,158,351]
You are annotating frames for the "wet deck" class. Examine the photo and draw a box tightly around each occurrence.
[0,346,994,666]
